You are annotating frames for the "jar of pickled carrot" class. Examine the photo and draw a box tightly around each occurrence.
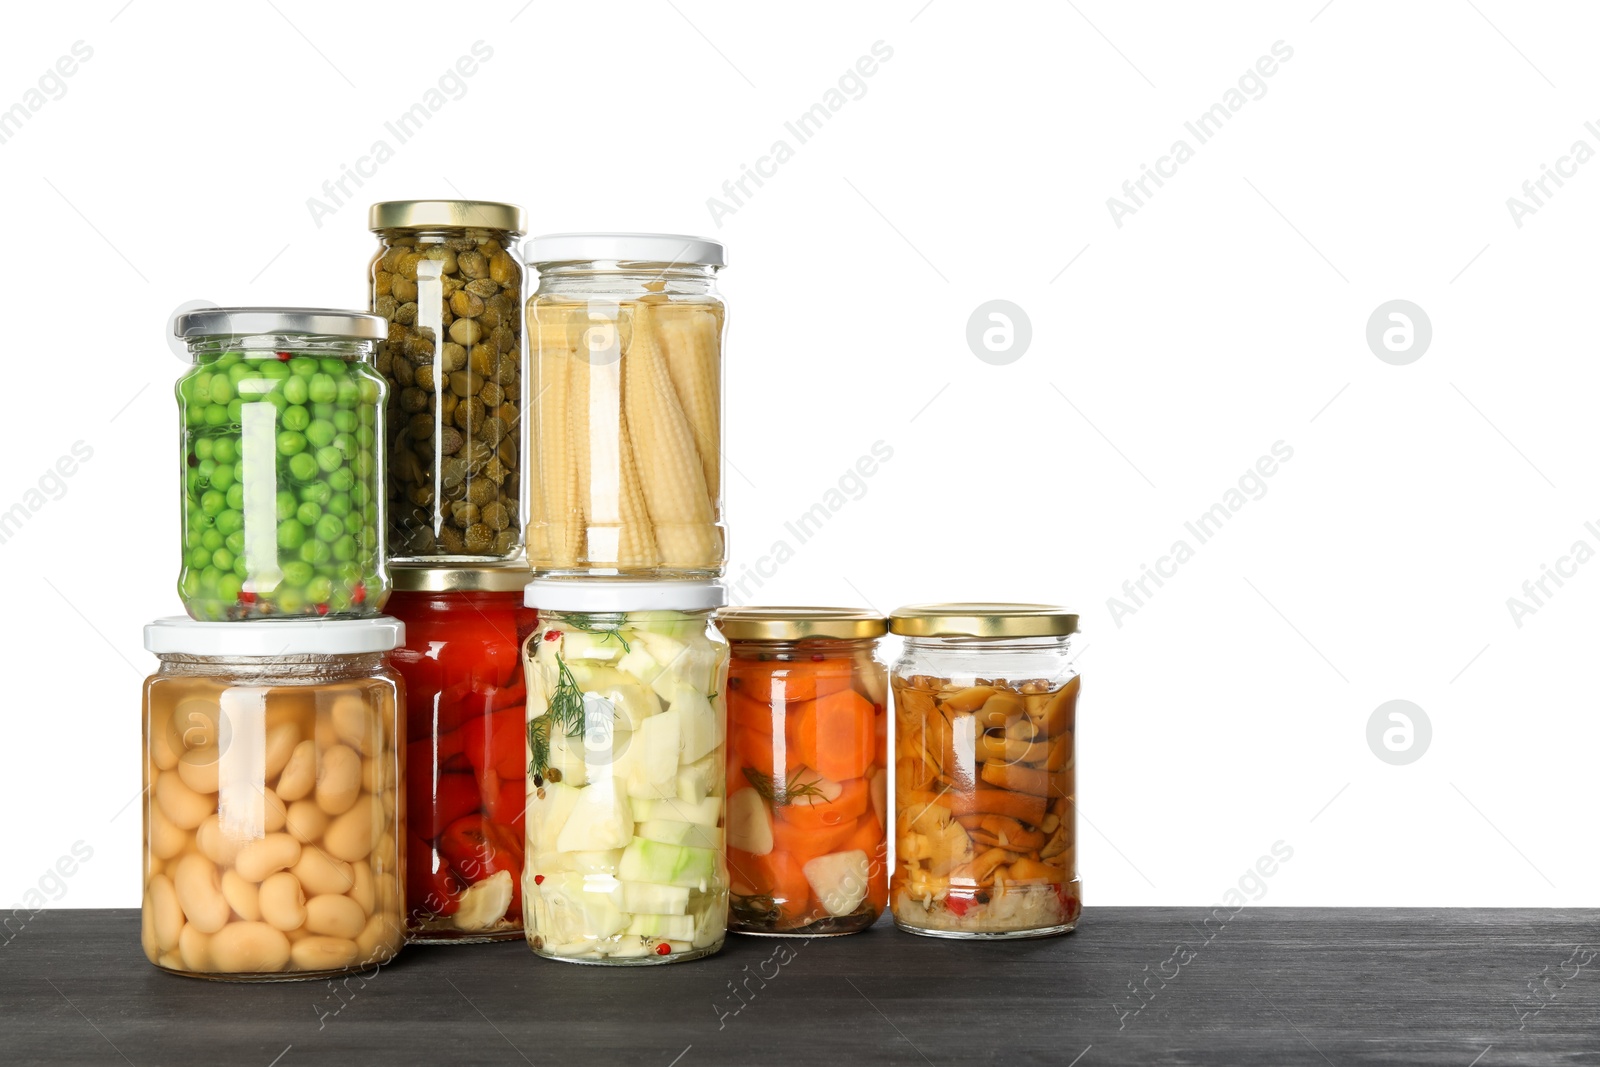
[888,604,1080,939]
[386,562,534,942]
[524,234,726,579]
[719,608,888,936]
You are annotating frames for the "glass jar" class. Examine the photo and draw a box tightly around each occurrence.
[386,562,535,942]
[173,308,389,621]
[888,604,1081,940]
[140,617,406,979]
[525,234,727,579]
[521,579,729,964]
[368,200,527,562]
[718,608,888,936]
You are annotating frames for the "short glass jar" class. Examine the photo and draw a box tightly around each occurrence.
[140,617,406,979]
[386,562,534,942]
[173,308,389,621]
[521,579,729,964]
[369,200,526,562]
[888,603,1081,940]
[524,233,727,579]
[718,607,888,936]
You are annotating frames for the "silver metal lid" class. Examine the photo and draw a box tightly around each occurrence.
[173,307,388,343]
[527,233,725,268]
[369,200,525,234]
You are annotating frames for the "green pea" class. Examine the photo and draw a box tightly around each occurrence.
[277,431,306,456]
[357,405,375,426]
[261,360,291,380]
[306,419,336,448]
[227,363,253,385]
[276,490,298,521]
[288,452,319,482]
[348,481,368,506]
[198,566,220,591]
[289,357,319,378]
[203,405,229,427]
[178,375,200,404]
[226,399,243,423]
[308,374,337,404]
[217,352,243,368]
[282,405,310,432]
[306,575,334,603]
[328,468,355,492]
[314,514,343,542]
[330,432,355,459]
[200,489,224,516]
[342,511,362,536]
[337,561,364,584]
[332,410,358,433]
[216,509,243,535]
[193,437,215,461]
[187,545,211,568]
[211,547,235,571]
[283,376,310,405]
[184,526,203,549]
[296,501,321,526]
[352,451,374,477]
[326,494,351,517]
[355,425,375,450]
[234,555,249,580]
[226,484,245,510]
[211,463,235,491]
[312,402,335,421]
[201,528,224,551]
[180,571,203,598]
[209,376,233,405]
[212,437,237,464]
[197,457,217,482]
[277,519,306,550]
[336,377,358,404]
[282,560,314,586]
[357,376,380,404]
[265,391,289,413]
[278,587,307,614]
[315,446,343,474]
[299,482,331,506]
[300,538,331,565]
[224,530,245,555]
[217,573,243,602]
[332,534,357,562]
[194,370,215,396]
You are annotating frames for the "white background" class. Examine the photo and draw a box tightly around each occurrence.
[2,0,1593,910]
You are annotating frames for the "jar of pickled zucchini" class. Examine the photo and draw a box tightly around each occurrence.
[386,562,534,942]
[173,308,389,621]
[888,604,1080,940]
[369,200,526,562]
[525,234,727,579]
[718,608,888,936]
[141,617,406,979]
[521,579,729,964]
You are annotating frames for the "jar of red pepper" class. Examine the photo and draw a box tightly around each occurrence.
[388,562,534,941]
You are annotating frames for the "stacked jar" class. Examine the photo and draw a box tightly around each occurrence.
[519,234,732,965]
[148,307,408,981]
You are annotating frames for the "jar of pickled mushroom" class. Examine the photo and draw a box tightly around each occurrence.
[525,234,727,579]
[521,579,730,964]
[386,562,534,941]
[140,617,406,979]
[888,604,1080,939]
[368,200,526,562]
[718,608,888,936]
[173,308,389,621]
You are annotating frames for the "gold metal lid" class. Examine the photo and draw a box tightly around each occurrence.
[390,562,531,593]
[369,200,525,234]
[889,603,1078,638]
[718,607,886,641]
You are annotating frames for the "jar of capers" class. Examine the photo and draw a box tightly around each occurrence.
[173,308,390,622]
[369,201,526,562]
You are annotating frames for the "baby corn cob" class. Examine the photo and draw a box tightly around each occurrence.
[623,303,717,567]
[568,338,591,568]
[617,411,658,567]
[530,305,571,565]
[657,304,722,500]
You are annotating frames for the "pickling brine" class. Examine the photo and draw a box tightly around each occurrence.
[521,580,729,963]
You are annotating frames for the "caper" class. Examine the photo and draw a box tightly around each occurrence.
[463,523,493,552]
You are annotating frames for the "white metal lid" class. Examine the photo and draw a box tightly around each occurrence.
[144,616,404,656]
[524,579,726,613]
[526,233,725,269]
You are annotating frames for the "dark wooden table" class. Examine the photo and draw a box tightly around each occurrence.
[2,909,1595,1065]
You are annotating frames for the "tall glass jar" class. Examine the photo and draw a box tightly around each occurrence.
[888,604,1080,940]
[386,562,534,942]
[140,617,406,980]
[718,608,888,936]
[173,308,389,621]
[368,201,526,562]
[521,579,730,964]
[525,234,727,579]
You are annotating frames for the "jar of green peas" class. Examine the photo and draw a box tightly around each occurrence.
[173,308,391,621]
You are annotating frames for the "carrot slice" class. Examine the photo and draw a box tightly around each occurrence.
[734,726,781,778]
[779,776,868,831]
[734,660,855,705]
[728,688,774,736]
[810,687,876,782]
[782,699,819,770]
[772,813,855,859]
[915,788,1046,827]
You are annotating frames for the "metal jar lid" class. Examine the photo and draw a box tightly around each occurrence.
[526,232,725,268]
[888,603,1079,639]
[369,200,525,234]
[390,562,532,594]
[718,606,885,642]
[173,307,387,345]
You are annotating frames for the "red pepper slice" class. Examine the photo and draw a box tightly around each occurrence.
[407,769,481,843]
[482,777,527,834]
[462,706,527,783]
[438,814,523,916]
[406,835,464,918]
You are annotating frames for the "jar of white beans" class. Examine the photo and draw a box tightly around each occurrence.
[141,617,406,980]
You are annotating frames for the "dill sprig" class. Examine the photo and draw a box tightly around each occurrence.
[741,767,830,806]
[528,655,588,778]
[561,613,631,653]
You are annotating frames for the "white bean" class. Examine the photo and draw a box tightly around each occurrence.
[156,771,214,830]
[208,922,291,973]
[149,711,182,771]
[291,849,354,896]
[330,692,381,756]
[140,894,160,962]
[304,894,366,939]
[360,755,393,794]
[263,722,301,780]
[234,833,302,883]
[349,861,375,916]
[195,816,244,867]
[177,746,220,795]
[148,874,183,952]
[258,872,307,932]
[221,870,260,921]
[157,948,184,970]
[314,713,339,750]
[173,854,231,934]
[275,740,317,801]
[355,913,400,964]
[315,744,362,816]
[263,787,287,833]
[323,796,379,862]
[148,803,187,860]
[284,800,329,844]
[179,923,212,972]
[290,936,360,972]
